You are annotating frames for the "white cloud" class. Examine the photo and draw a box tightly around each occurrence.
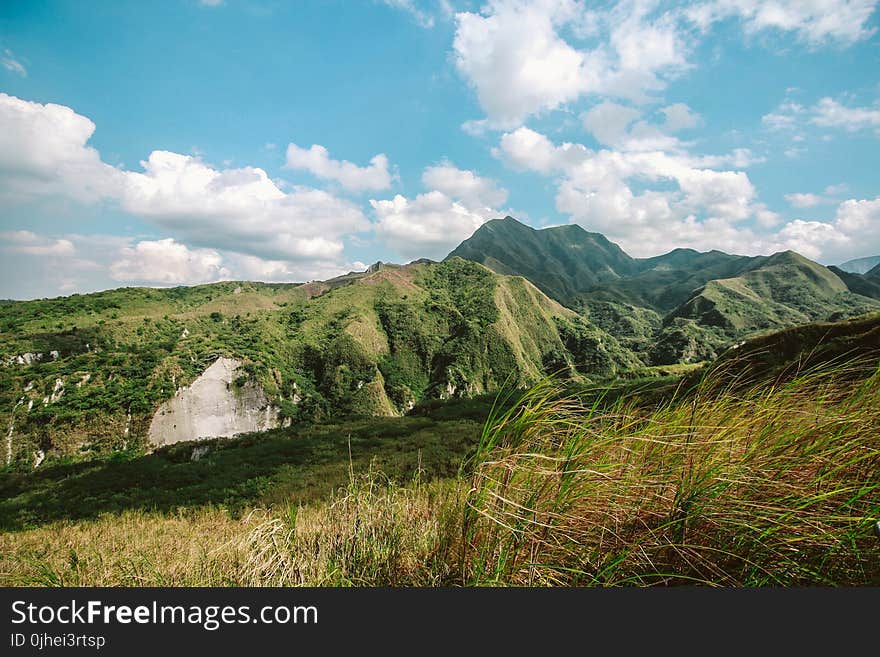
[381,0,435,28]
[496,126,767,255]
[453,0,872,129]
[109,239,231,285]
[685,0,878,46]
[0,94,370,270]
[810,97,880,133]
[0,230,370,297]
[0,230,76,256]
[785,192,823,208]
[371,192,493,260]
[284,143,394,192]
[121,150,370,261]
[773,196,880,262]
[496,126,590,173]
[453,0,605,128]
[776,219,851,261]
[1,49,27,77]
[227,253,368,283]
[661,102,701,132]
[0,93,121,202]
[421,162,508,210]
[198,0,224,7]
[582,101,643,147]
[762,100,805,131]
[763,96,880,137]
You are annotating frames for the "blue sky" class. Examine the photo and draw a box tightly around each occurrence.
[1,0,879,299]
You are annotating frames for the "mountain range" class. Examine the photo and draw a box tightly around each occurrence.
[2,216,879,466]
[838,255,880,275]
[449,217,880,363]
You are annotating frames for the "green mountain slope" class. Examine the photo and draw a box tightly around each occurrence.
[0,259,640,467]
[654,252,880,364]
[668,251,878,331]
[828,265,880,300]
[446,217,638,302]
[585,249,759,313]
[448,217,879,365]
[448,217,757,312]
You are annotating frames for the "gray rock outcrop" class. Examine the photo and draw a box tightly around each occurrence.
[148,357,279,447]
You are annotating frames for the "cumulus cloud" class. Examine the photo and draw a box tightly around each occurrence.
[580,101,705,152]
[0,93,121,202]
[0,230,76,256]
[371,162,507,260]
[109,239,231,285]
[452,0,693,127]
[810,97,880,133]
[421,162,508,210]
[0,93,370,271]
[495,126,768,255]
[120,150,369,261]
[582,102,643,147]
[759,196,880,263]
[284,143,394,192]
[661,102,701,132]
[454,1,876,128]
[453,0,604,128]
[775,219,851,260]
[371,192,491,260]
[763,96,880,137]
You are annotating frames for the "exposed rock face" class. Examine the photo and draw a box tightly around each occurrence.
[148,357,279,447]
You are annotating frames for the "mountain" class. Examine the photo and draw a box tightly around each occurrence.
[447,217,638,303]
[837,255,880,274]
[656,251,880,364]
[828,265,880,300]
[448,217,758,312]
[449,217,880,365]
[0,259,640,466]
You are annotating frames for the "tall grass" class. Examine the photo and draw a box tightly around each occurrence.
[0,473,464,587]
[461,358,880,585]
[2,358,877,586]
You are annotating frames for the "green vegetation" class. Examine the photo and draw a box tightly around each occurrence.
[0,399,491,531]
[450,217,880,365]
[2,345,876,586]
[1,259,635,466]
[2,222,880,587]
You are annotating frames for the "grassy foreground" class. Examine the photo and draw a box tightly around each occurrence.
[1,360,878,586]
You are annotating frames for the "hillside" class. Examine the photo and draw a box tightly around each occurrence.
[447,217,638,302]
[667,251,878,332]
[2,312,877,587]
[828,265,880,300]
[0,258,639,468]
[450,217,880,365]
[838,255,880,274]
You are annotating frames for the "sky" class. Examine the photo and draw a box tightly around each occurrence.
[1,0,879,299]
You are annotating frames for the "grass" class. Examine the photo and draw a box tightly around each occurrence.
[0,411,484,531]
[1,358,877,586]
[462,357,880,585]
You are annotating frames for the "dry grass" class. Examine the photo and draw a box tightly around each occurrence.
[462,360,880,585]
[2,359,878,587]
[0,475,464,587]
